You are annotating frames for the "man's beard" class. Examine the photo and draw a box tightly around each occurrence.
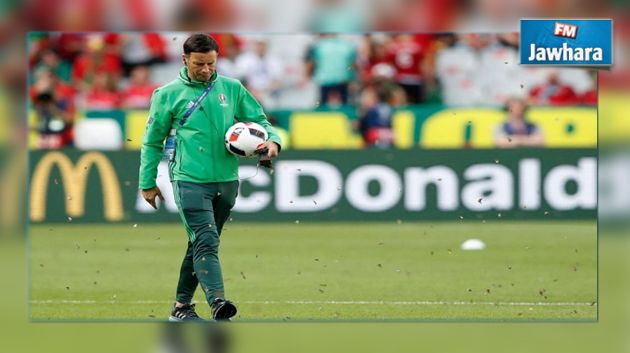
[193,73,211,82]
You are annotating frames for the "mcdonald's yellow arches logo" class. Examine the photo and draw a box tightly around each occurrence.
[30,151,123,222]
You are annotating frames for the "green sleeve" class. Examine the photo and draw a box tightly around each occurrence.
[138,89,172,189]
[235,83,282,150]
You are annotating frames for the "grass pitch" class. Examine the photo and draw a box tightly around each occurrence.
[29,221,596,322]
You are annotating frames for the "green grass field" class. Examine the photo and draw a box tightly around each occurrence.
[29,221,596,322]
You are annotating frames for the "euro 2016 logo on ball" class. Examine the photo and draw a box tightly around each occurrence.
[520,19,612,67]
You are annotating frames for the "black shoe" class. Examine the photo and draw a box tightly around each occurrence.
[169,303,204,322]
[211,298,237,321]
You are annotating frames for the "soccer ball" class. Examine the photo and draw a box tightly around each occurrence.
[224,122,268,157]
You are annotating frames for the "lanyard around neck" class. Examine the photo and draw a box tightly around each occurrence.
[179,82,216,126]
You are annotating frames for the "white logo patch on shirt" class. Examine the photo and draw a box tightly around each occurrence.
[219,94,228,107]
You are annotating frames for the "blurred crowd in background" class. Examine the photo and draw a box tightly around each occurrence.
[28,32,597,149]
[2,0,627,153]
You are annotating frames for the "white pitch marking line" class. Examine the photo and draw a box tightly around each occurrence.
[30,300,596,307]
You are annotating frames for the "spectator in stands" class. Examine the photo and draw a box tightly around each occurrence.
[435,34,491,106]
[71,34,122,92]
[359,34,396,83]
[116,33,168,75]
[436,33,523,106]
[387,34,430,104]
[32,48,73,83]
[235,38,284,109]
[494,97,544,148]
[121,65,158,109]
[83,71,120,110]
[214,33,243,78]
[389,83,408,107]
[529,70,578,105]
[304,34,357,106]
[356,84,395,147]
[482,33,523,104]
[55,33,86,65]
[30,68,75,148]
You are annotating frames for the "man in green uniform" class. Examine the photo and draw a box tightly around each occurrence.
[139,33,281,321]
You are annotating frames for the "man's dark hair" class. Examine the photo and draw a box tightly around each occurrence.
[183,34,219,55]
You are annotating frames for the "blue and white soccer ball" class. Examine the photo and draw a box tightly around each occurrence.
[224,122,268,157]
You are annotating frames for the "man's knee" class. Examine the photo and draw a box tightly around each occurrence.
[192,229,220,257]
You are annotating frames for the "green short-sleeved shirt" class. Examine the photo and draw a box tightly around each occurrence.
[309,37,357,85]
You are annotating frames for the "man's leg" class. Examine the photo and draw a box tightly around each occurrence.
[174,241,197,304]
[169,181,211,321]
[205,181,240,320]
[173,181,225,303]
[173,181,237,320]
